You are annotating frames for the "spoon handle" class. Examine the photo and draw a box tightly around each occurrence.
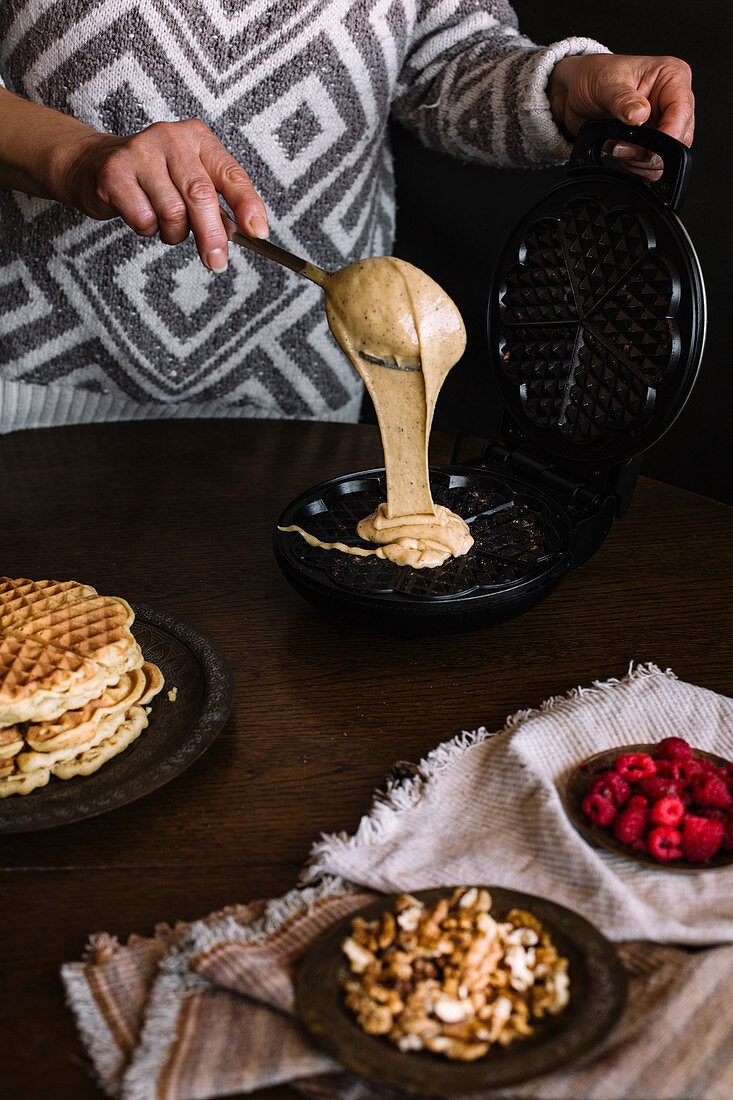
[228,228,330,289]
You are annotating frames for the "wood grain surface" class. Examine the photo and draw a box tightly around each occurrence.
[0,418,730,1100]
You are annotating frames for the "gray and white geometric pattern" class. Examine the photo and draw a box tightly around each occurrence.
[0,1,607,430]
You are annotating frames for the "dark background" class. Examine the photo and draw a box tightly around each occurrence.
[386,0,732,504]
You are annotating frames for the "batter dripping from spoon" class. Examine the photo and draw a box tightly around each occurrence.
[280,256,473,569]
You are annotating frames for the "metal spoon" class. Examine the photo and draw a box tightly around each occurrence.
[224,213,420,372]
[227,224,330,289]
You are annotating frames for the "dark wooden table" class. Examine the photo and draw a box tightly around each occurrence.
[1,418,731,1099]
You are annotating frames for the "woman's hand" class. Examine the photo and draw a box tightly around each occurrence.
[57,119,268,272]
[548,54,694,179]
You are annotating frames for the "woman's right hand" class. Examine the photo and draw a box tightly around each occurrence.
[57,119,269,272]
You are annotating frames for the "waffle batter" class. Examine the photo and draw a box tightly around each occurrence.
[282,257,473,569]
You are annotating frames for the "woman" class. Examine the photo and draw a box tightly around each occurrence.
[0,1,693,431]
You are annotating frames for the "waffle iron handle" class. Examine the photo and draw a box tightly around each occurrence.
[568,120,692,211]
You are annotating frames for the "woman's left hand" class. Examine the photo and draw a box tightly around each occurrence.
[548,53,694,178]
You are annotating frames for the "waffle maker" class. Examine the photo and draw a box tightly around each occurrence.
[273,121,706,634]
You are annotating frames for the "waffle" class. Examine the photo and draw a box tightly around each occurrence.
[17,663,164,771]
[0,764,51,797]
[0,726,23,760]
[52,705,150,780]
[0,577,165,798]
[0,578,143,726]
[0,755,16,777]
[0,578,97,627]
[0,662,165,796]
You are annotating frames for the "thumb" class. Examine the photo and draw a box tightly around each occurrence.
[604,86,651,126]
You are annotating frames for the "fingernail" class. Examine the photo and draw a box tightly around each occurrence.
[207,248,228,273]
[250,215,269,240]
[649,154,663,171]
[625,101,648,123]
[611,143,636,159]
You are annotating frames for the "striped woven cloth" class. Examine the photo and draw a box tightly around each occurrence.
[62,666,733,1099]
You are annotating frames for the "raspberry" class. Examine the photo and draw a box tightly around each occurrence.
[655,737,693,761]
[691,774,732,810]
[627,795,649,810]
[678,759,703,786]
[647,826,683,861]
[613,806,646,845]
[639,776,684,802]
[649,796,685,827]
[614,753,657,782]
[723,810,733,851]
[716,766,733,790]
[681,814,725,862]
[582,793,617,827]
[656,760,683,781]
[588,771,630,806]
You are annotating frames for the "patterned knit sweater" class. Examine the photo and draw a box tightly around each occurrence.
[0,2,607,433]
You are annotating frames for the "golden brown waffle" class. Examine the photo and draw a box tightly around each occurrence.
[0,577,143,727]
[7,593,139,673]
[0,766,50,797]
[18,705,136,773]
[24,666,148,754]
[0,660,165,795]
[0,633,107,726]
[0,578,96,628]
[0,726,23,760]
[52,705,150,780]
[18,662,162,767]
[0,755,16,778]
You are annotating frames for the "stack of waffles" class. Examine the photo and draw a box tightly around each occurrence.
[0,578,164,797]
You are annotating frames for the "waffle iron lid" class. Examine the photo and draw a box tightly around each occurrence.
[489,120,706,467]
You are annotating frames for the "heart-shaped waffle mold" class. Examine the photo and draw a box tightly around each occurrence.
[498,198,680,447]
[277,471,567,604]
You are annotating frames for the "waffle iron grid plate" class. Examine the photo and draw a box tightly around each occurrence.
[490,121,705,465]
[274,467,573,630]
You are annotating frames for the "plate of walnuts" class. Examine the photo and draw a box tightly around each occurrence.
[295,885,626,1094]
[566,736,733,872]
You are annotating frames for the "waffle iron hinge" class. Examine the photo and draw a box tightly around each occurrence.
[477,441,643,568]
[482,443,600,510]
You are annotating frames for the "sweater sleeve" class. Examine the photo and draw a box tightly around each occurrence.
[392,1,610,167]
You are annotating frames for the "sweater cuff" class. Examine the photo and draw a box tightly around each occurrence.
[518,37,611,165]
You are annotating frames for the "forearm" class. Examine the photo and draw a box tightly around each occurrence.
[0,87,98,202]
[392,1,608,168]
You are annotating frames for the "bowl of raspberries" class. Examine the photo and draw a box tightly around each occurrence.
[566,737,733,871]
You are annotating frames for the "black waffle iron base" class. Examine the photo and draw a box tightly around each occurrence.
[274,465,586,635]
[274,121,705,635]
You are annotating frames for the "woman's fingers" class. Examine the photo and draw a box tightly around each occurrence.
[610,143,663,172]
[134,168,190,245]
[220,210,239,237]
[602,84,652,128]
[550,55,695,174]
[80,120,269,270]
[648,65,695,145]
[94,149,161,236]
[202,137,269,241]
[159,124,229,270]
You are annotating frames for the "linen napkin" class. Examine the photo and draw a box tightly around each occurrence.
[306,662,733,943]
[62,664,733,1100]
